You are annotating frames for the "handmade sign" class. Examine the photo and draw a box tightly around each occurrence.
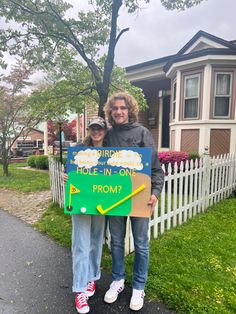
[64,147,152,217]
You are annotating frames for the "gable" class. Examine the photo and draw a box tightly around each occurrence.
[177,31,236,56]
[185,38,226,54]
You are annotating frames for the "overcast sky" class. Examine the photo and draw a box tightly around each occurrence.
[1,0,235,75]
[115,0,236,67]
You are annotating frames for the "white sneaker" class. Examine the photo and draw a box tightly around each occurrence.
[104,279,125,303]
[129,289,145,311]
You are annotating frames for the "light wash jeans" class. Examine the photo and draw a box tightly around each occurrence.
[72,214,105,292]
[108,216,149,290]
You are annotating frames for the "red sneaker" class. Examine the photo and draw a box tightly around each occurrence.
[75,292,89,314]
[85,281,96,297]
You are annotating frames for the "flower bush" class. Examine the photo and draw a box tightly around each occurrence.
[158,151,189,170]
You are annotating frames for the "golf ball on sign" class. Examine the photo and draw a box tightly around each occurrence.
[81,207,86,213]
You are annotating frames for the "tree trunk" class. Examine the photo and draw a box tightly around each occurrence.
[2,156,9,176]
[3,160,9,176]
[98,0,123,118]
[1,147,10,176]
[98,91,108,117]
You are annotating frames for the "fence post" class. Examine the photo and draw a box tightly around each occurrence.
[202,149,211,210]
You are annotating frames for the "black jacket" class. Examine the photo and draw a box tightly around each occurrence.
[107,122,164,197]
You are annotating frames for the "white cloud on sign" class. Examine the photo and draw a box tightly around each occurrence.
[74,149,99,169]
[107,150,143,170]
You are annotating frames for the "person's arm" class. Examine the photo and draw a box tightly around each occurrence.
[142,128,164,210]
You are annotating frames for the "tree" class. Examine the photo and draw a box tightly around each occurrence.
[160,0,206,10]
[29,59,147,119]
[0,61,46,176]
[47,119,77,145]
[0,0,205,116]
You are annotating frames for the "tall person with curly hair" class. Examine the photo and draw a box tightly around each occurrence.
[103,92,164,311]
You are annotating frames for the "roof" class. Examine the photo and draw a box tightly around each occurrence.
[125,54,174,72]
[177,30,236,55]
[28,127,44,134]
[125,30,236,77]
[164,48,236,73]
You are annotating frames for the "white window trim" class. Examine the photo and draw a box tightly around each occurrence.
[213,72,232,119]
[183,74,200,120]
[172,80,177,121]
[35,139,43,148]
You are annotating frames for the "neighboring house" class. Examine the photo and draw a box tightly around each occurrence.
[125,30,236,156]
[12,128,44,156]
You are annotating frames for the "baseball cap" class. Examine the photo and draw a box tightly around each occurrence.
[88,117,107,129]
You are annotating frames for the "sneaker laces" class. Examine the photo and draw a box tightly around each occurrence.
[87,281,95,291]
[76,293,88,307]
[110,280,124,293]
[132,289,145,300]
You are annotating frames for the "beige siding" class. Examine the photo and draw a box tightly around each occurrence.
[171,130,175,150]
[210,129,231,157]
[181,129,199,153]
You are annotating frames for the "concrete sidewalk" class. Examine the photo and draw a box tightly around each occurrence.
[0,209,175,314]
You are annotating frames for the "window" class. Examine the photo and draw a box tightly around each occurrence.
[172,81,176,120]
[17,142,34,149]
[214,73,232,118]
[37,140,43,148]
[183,74,200,119]
[33,139,43,148]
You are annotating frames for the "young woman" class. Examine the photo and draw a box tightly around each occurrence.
[66,117,107,314]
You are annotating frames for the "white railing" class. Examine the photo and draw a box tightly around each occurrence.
[48,154,236,255]
[48,157,65,208]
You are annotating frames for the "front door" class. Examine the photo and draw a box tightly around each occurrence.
[161,96,170,148]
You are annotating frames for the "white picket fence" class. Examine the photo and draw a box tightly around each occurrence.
[48,154,236,255]
[48,157,65,208]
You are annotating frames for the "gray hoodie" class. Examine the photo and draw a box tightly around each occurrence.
[107,122,164,198]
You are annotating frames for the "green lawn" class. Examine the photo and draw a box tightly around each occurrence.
[34,202,72,247]
[129,197,236,314]
[35,196,236,314]
[0,163,50,192]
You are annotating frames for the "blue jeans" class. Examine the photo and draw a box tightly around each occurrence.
[72,214,105,292]
[108,216,150,290]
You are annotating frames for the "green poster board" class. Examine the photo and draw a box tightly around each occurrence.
[64,147,152,217]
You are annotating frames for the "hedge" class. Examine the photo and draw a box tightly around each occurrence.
[27,155,66,170]
[27,155,36,168]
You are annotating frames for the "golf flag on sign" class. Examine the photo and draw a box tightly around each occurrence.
[70,184,80,194]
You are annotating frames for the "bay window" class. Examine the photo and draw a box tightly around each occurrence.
[183,74,200,119]
[214,72,232,118]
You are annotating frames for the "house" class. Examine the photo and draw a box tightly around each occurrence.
[125,30,236,156]
[12,128,44,156]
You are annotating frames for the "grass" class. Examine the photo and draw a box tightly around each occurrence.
[35,196,236,314]
[34,203,72,247]
[127,196,236,314]
[0,163,50,192]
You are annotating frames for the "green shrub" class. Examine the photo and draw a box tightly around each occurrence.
[27,155,36,168]
[35,155,49,169]
[189,151,200,160]
[52,156,67,166]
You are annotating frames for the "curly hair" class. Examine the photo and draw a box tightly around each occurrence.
[103,92,139,125]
